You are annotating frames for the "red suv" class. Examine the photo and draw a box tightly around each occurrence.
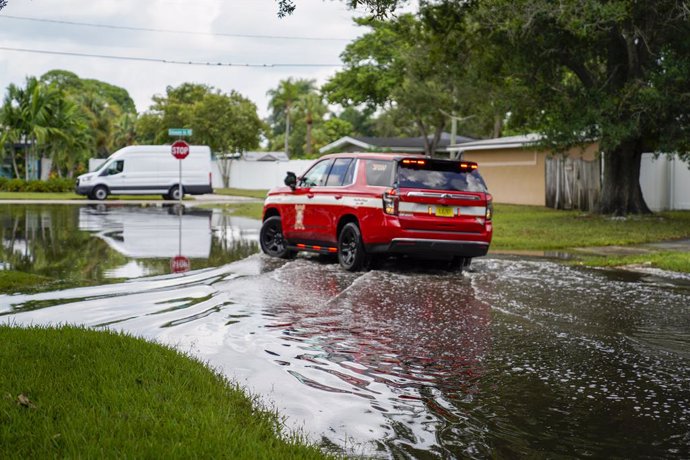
[260,153,493,271]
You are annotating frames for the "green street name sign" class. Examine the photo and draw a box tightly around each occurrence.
[168,128,193,137]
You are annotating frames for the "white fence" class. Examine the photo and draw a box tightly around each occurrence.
[640,154,690,211]
[217,159,314,190]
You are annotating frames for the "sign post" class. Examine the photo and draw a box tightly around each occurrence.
[170,139,190,206]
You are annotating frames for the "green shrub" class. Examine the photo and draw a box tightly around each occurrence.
[0,178,75,193]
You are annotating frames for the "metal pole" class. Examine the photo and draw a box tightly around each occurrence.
[178,136,183,207]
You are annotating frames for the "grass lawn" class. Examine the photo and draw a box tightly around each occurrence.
[492,204,690,272]
[0,192,85,200]
[0,192,174,201]
[0,271,71,294]
[215,188,268,199]
[0,325,329,459]
[492,204,690,250]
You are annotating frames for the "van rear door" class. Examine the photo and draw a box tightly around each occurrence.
[395,159,489,233]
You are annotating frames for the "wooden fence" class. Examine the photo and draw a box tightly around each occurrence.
[546,157,601,211]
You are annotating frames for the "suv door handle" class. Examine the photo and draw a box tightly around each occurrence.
[334,195,343,200]
[307,193,314,199]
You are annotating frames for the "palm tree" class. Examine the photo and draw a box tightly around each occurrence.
[266,78,316,157]
[295,93,327,156]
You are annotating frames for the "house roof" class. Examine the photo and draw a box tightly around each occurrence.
[448,133,543,152]
[242,151,290,161]
[319,133,476,154]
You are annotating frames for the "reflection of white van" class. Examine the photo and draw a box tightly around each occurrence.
[75,145,213,200]
[78,206,212,258]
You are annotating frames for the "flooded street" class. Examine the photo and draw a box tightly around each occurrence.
[2,205,689,458]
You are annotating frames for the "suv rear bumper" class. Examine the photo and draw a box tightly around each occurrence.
[366,238,489,258]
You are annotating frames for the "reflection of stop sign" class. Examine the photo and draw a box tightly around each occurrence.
[171,140,190,160]
[170,255,190,273]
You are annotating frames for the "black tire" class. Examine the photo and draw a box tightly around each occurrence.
[260,216,295,259]
[338,222,367,271]
[447,257,472,272]
[92,185,108,201]
[169,185,184,201]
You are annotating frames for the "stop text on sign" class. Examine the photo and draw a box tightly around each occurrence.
[171,140,190,160]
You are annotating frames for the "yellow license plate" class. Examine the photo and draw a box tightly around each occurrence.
[435,206,454,217]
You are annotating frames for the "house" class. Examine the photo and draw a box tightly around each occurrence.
[448,134,599,209]
[448,134,690,211]
[242,151,290,162]
[319,133,475,156]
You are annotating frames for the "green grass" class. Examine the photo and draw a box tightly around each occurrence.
[0,325,329,459]
[215,188,268,199]
[0,192,85,200]
[0,192,184,201]
[0,270,103,294]
[0,270,57,293]
[492,204,690,250]
[578,252,690,273]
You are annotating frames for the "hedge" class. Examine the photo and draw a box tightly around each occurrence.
[0,177,75,193]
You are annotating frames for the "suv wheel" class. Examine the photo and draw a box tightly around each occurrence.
[448,257,472,272]
[338,222,367,271]
[260,216,295,259]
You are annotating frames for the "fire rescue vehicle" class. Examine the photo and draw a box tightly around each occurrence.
[260,152,493,271]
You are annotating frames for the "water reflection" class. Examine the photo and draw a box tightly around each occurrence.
[0,204,259,286]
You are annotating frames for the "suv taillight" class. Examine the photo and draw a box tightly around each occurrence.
[383,188,399,215]
[486,194,493,221]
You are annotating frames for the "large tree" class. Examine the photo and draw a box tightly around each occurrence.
[322,13,504,155]
[292,0,690,214]
[470,0,690,215]
[137,83,262,154]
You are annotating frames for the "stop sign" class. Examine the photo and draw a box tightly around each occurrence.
[170,255,190,273]
[171,140,190,160]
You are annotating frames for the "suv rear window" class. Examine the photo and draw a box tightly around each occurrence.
[398,161,487,192]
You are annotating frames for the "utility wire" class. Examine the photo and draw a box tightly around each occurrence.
[0,46,343,67]
[0,14,352,41]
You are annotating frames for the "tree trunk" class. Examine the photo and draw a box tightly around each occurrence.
[11,150,20,179]
[306,122,312,156]
[284,104,291,156]
[492,114,503,138]
[596,139,651,215]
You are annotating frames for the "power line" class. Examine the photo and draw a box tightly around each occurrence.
[0,46,344,68]
[0,14,352,42]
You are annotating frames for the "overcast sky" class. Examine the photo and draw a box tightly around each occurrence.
[0,0,410,117]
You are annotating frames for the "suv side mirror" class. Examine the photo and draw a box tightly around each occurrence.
[284,171,297,190]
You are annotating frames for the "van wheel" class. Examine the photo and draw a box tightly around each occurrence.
[338,223,367,271]
[169,185,184,201]
[260,216,295,259]
[92,185,108,201]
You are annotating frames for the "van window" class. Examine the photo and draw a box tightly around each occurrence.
[365,160,395,186]
[107,160,124,175]
[100,160,124,176]
[325,158,353,186]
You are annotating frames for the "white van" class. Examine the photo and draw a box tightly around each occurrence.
[75,145,214,200]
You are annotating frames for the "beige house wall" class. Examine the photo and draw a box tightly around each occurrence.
[462,142,599,206]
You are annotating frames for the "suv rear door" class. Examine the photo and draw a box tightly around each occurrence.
[395,159,489,234]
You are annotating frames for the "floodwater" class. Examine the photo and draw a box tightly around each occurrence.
[0,203,259,283]
[1,205,689,458]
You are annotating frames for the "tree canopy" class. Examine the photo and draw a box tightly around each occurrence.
[137,83,263,154]
[292,0,690,214]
